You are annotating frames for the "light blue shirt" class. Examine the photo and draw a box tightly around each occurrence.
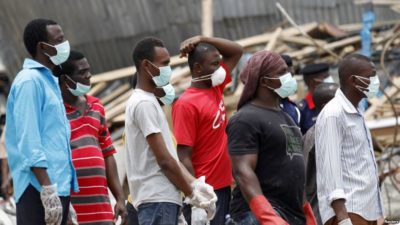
[5,58,78,202]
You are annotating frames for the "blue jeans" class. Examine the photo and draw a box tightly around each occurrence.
[138,202,180,225]
[183,186,231,225]
[126,202,139,225]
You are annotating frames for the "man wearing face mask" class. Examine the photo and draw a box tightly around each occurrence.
[315,54,384,225]
[226,50,316,225]
[125,37,217,225]
[298,63,334,134]
[172,36,243,225]
[53,50,127,225]
[5,18,78,225]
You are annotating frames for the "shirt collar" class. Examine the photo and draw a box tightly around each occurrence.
[22,58,50,70]
[305,92,315,110]
[336,88,358,114]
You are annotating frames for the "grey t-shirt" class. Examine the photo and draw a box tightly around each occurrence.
[125,89,181,209]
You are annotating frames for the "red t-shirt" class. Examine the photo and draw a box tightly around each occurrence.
[65,95,116,225]
[172,62,233,190]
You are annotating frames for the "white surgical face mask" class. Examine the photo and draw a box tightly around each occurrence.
[323,76,335,83]
[192,66,226,87]
[264,72,297,98]
[43,40,70,65]
[146,61,173,87]
[355,75,380,98]
[157,84,175,105]
[66,75,91,97]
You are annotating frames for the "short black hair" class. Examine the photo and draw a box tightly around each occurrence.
[313,83,339,111]
[338,54,372,86]
[53,50,85,77]
[281,54,292,67]
[188,43,218,70]
[23,18,58,57]
[132,37,165,70]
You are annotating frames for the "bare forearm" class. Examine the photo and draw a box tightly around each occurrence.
[31,167,51,186]
[105,156,125,201]
[331,199,349,221]
[160,159,193,197]
[200,36,243,59]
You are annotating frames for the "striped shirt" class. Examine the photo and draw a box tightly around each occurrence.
[65,95,116,225]
[315,89,384,223]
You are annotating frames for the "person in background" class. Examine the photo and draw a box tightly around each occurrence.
[226,50,316,225]
[303,83,339,225]
[280,54,301,126]
[125,37,217,225]
[5,18,78,225]
[315,54,384,225]
[53,50,127,225]
[172,35,243,225]
[298,63,333,134]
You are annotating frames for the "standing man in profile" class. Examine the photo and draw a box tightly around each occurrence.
[5,18,78,225]
[172,36,243,224]
[54,50,127,225]
[315,54,384,225]
[125,37,217,225]
[298,63,333,134]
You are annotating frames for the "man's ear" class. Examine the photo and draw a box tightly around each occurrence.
[193,62,202,75]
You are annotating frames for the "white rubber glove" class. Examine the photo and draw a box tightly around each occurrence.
[191,207,208,225]
[40,184,63,225]
[67,204,78,225]
[338,218,353,225]
[204,202,216,220]
[178,211,188,225]
[184,176,217,208]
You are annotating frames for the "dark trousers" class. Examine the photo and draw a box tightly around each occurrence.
[16,184,70,225]
[126,201,140,225]
[183,186,231,225]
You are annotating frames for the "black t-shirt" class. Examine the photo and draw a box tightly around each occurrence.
[226,103,306,225]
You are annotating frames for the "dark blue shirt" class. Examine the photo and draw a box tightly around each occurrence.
[298,92,318,134]
[281,98,300,126]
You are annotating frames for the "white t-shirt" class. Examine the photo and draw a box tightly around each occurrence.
[124,89,181,209]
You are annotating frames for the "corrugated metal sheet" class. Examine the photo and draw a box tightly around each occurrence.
[0,0,399,77]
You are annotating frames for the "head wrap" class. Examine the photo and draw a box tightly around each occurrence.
[237,50,285,109]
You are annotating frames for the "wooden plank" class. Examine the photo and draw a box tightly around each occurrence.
[288,36,361,59]
[265,27,282,51]
[87,82,107,96]
[201,0,213,37]
[105,89,133,112]
[281,35,326,46]
[101,83,131,105]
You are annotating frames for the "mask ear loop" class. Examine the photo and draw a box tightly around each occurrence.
[192,74,212,82]
[261,76,278,91]
[353,75,370,92]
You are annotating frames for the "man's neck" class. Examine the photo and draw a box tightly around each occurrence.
[136,72,156,94]
[34,54,54,70]
[190,82,211,89]
[341,87,361,108]
[62,91,82,107]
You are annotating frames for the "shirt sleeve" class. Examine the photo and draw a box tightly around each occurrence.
[172,101,197,147]
[215,61,232,94]
[134,101,161,137]
[97,102,116,158]
[315,115,346,204]
[226,116,259,155]
[13,80,48,170]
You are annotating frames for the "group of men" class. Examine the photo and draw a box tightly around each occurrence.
[4,17,385,225]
